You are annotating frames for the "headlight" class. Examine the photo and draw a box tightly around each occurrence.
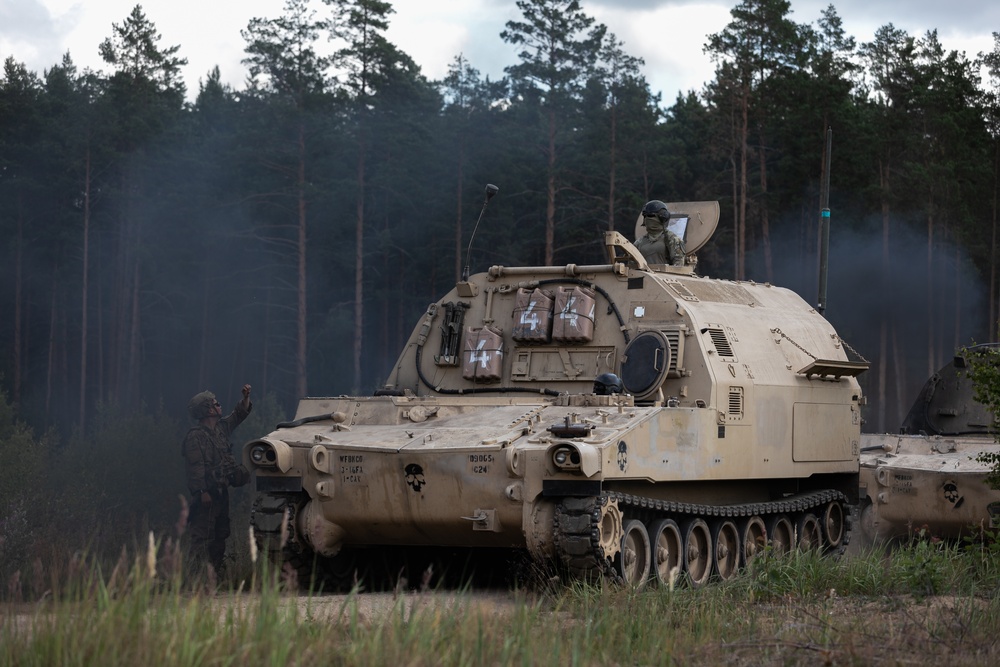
[249,443,277,466]
[244,438,292,472]
[551,445,581,470]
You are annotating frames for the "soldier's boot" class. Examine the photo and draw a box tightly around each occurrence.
[208,541,227,583]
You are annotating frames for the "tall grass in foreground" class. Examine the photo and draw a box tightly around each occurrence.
[3,538,1000,666]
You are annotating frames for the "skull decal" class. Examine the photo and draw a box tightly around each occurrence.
[942,480,964,508]
[405,463,426,492]
[617,441,628,472]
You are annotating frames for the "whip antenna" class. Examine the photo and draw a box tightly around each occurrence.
[462,184,499,281]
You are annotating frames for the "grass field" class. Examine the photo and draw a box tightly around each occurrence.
[3,535,1000,666]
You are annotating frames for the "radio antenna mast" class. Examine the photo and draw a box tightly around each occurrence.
[461,183,499,281]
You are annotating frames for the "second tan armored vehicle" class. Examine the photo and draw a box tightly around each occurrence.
[859,345,1000,542]
[246,196,868,589]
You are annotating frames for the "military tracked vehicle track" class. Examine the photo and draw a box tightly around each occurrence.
[251,492,372,591]
[250,493,312,579]
[555,489,853,587]
[253,489,852,590]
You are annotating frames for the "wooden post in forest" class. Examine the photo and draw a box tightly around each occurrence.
[817,127,832,315]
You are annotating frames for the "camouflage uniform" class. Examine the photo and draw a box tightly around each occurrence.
[637,199,686,267]
[182,394,251,575]
[635,229,685,266]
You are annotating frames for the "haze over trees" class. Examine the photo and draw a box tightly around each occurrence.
[2,0,999,444]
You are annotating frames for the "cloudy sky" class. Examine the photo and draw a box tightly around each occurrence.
[2,0,998,102]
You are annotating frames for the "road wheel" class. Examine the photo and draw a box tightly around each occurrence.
[616,519,651,587]
[711,519,740,581]
[649,518,682,587]
[822,501,846,550]
[740,516,767,567]
[682,518,713,588]
[767,515,794,555]
[796,513,823,551]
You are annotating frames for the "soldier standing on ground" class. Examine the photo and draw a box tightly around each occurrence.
[182,384,252,578]
[635,200,686,266]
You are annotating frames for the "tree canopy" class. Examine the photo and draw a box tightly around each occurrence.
[1,2,999,438]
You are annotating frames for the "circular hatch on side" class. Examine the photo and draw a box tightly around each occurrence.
[620,330,672,400]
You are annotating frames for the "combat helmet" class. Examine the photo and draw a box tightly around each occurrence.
[641,200,671,226]
[188,390,217,420]
[594,372,624,395]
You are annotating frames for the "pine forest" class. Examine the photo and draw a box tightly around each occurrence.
[2,0,1000,458]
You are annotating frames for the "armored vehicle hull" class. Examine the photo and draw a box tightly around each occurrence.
[859,346,1000,542]
[246,217,867,589]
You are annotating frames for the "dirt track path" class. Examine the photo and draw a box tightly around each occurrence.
[219,588,529,625]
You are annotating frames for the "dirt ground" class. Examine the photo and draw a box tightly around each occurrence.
[227,588,526,625]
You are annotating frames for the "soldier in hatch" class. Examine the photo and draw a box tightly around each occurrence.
[594,372,624,395]
[635,199,685,266]
[182,384,252,579]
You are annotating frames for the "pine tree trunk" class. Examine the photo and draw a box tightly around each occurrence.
[380,206,389,382]
[759,141,772,281]
[261,286,271,399]
[46,270,57,413]
[545,106,556,266]
[353,128,367,394]
[454,139,465,282]
[990,188,997,340]
[197,260,210,389]
[877,158,891,433]
[111,171,132,405]
[891,323,906,427]
[296,119,308,398]
[13,197,23,406]
[79,146,92,429]
[737,85,749,280]
[58,290,68,411]
[126,160,145,407]
[926,203,935,377]
[396,257,405,357]
[954,244,961,350]
[127,257,141,405]
[730,153,738,276]
[97,243,105,403]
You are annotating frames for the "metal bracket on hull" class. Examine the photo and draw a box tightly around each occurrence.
[798,359,869,379]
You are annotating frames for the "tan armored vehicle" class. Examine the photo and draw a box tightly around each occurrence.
[859,345,1000,542]
[246,193,868,589]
